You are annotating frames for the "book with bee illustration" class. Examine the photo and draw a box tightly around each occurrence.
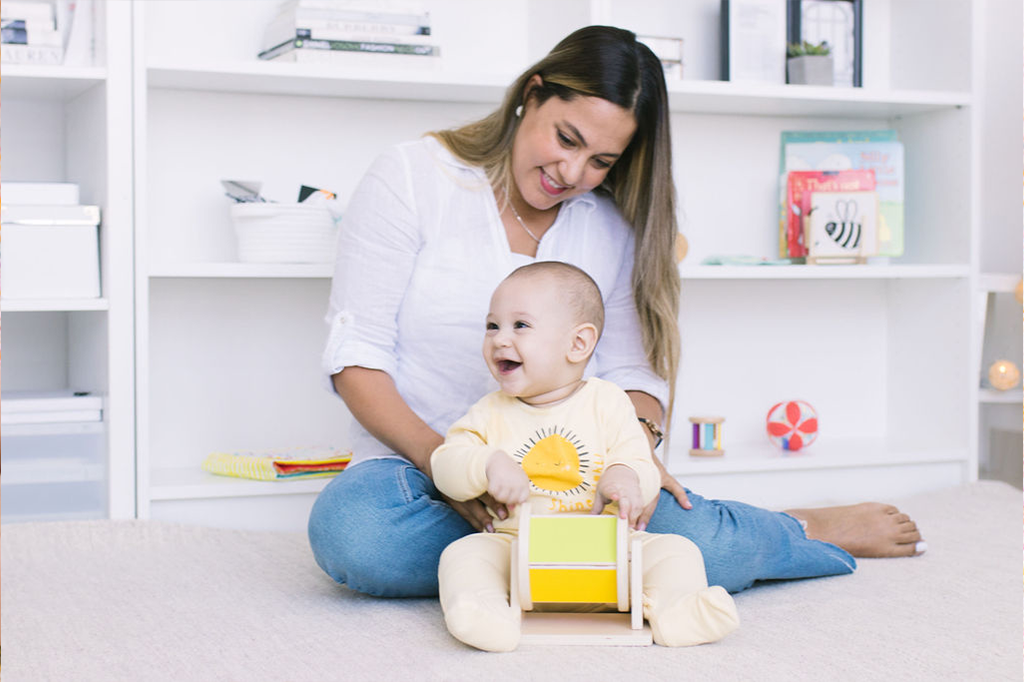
[784,169,875,259]
[805,190,879,264]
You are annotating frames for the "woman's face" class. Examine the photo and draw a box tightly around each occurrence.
[511,85,637,212]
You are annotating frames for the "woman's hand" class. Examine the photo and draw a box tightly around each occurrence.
[637,453,691,530]
[444,495,503,533]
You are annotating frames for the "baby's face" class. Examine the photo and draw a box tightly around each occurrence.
[483,276,582,405]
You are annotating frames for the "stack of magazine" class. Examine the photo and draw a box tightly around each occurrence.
[258,0,438,64]
[1,0,93,66]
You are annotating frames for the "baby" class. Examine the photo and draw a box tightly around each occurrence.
[431,261,739,651]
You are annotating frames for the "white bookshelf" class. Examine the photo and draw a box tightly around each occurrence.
[0,1,136,523]
[123,0,1018,530]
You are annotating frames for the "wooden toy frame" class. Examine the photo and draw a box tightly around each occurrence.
[509,506,652,646]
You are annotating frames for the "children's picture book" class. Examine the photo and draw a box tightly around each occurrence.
[784,169,875,258]
[806,190,879,263]
[777,130,899,257]
[202,446,352,481]
[783,139,904,257]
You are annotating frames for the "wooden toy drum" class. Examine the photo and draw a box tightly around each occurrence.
[510,506,648,644]
[689,416,725,457]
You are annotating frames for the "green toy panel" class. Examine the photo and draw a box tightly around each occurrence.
[528,515,618,564]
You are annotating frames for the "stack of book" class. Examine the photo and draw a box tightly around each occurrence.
[258,0,439,64]
[0,0,94,66]
[1,0,62,64]
[778,130,905,262]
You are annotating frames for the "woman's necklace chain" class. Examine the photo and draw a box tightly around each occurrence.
[505,190,542,244]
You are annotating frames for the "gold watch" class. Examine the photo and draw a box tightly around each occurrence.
[637,417,664,448]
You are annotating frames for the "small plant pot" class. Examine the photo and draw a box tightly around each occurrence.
[787,55,834,86]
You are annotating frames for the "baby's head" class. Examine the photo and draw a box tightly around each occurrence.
[484,261,604,406]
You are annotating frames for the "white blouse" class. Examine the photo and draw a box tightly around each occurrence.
[322,136,669,466]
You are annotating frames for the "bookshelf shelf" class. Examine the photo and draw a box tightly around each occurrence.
[1,65,107,100]
[978,389,1023,404]
[667,438,967,476]
[145,62,969,117]
[664,81,970,118]
[1,298,110,312]
[977,273,1021,293]
[149,465,332,500]
[146,62,512,105]
[679,264,970,280]
[148,262,333,279]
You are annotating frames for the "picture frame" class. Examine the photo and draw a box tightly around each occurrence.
[787,0,862,87]
[721,0,788,84]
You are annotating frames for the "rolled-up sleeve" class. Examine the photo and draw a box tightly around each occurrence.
[321,146,421,393]
[591,239,670,411]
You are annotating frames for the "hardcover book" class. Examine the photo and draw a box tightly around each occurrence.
[784,169,875,258]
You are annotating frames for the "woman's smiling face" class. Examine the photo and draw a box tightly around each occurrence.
[510,79,637,212]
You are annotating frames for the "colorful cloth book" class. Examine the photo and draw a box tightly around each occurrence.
[202,447,352,481]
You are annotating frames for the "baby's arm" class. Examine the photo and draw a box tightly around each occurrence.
[431,396,530,514]
[485,452,531,508]
[593,464,644,528]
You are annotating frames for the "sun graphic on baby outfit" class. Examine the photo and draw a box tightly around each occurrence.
[513,426,591,496]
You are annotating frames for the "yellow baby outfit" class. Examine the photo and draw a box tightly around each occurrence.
[431,378,740,651]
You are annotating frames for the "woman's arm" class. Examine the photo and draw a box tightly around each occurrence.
[333,367,442,475]
[333,367,502,532]
[627,390,692,530]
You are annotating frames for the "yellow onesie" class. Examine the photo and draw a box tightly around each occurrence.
[431,378,739,651]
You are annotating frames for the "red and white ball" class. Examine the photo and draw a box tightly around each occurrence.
[766,400,819,452]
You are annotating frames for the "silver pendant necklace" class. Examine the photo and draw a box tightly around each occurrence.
[505,190,542,244]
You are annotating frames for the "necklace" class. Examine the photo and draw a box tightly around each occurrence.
[505,191,542,244]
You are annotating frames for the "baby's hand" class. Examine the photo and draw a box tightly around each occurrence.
[485,451,531,510]
[592,465,643,529]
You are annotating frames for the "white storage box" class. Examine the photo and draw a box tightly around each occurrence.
[1,421,107,522]
[1,204,101,299]
[230,202,339,264]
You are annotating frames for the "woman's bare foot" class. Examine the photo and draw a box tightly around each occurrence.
[785,502,926,558]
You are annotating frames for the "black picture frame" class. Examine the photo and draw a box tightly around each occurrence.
[787,0,862,87]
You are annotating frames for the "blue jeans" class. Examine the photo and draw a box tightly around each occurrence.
[308,458,855,597]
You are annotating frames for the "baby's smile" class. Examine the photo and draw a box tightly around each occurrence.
[496,359,522,374]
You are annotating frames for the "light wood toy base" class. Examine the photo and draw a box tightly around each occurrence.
[520,612,653,646]
[689,449,725,457]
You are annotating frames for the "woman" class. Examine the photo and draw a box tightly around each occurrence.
[309,26,923,597]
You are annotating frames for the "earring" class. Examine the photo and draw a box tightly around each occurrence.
[514,105,523,118]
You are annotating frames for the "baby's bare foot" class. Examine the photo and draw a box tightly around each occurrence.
[785,502,926,558]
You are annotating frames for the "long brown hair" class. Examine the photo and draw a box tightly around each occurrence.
[430,26,681,425]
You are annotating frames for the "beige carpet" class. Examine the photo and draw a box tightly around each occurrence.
[2,481,1021,681]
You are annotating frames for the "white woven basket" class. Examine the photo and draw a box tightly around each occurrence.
[231,203,338,263]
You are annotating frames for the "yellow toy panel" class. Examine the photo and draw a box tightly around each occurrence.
[528,567,618,603]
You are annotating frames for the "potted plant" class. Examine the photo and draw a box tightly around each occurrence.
[786,40,833,86]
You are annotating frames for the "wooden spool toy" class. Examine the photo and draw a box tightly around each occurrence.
[509,505,650,645]
[689,416,725,457]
